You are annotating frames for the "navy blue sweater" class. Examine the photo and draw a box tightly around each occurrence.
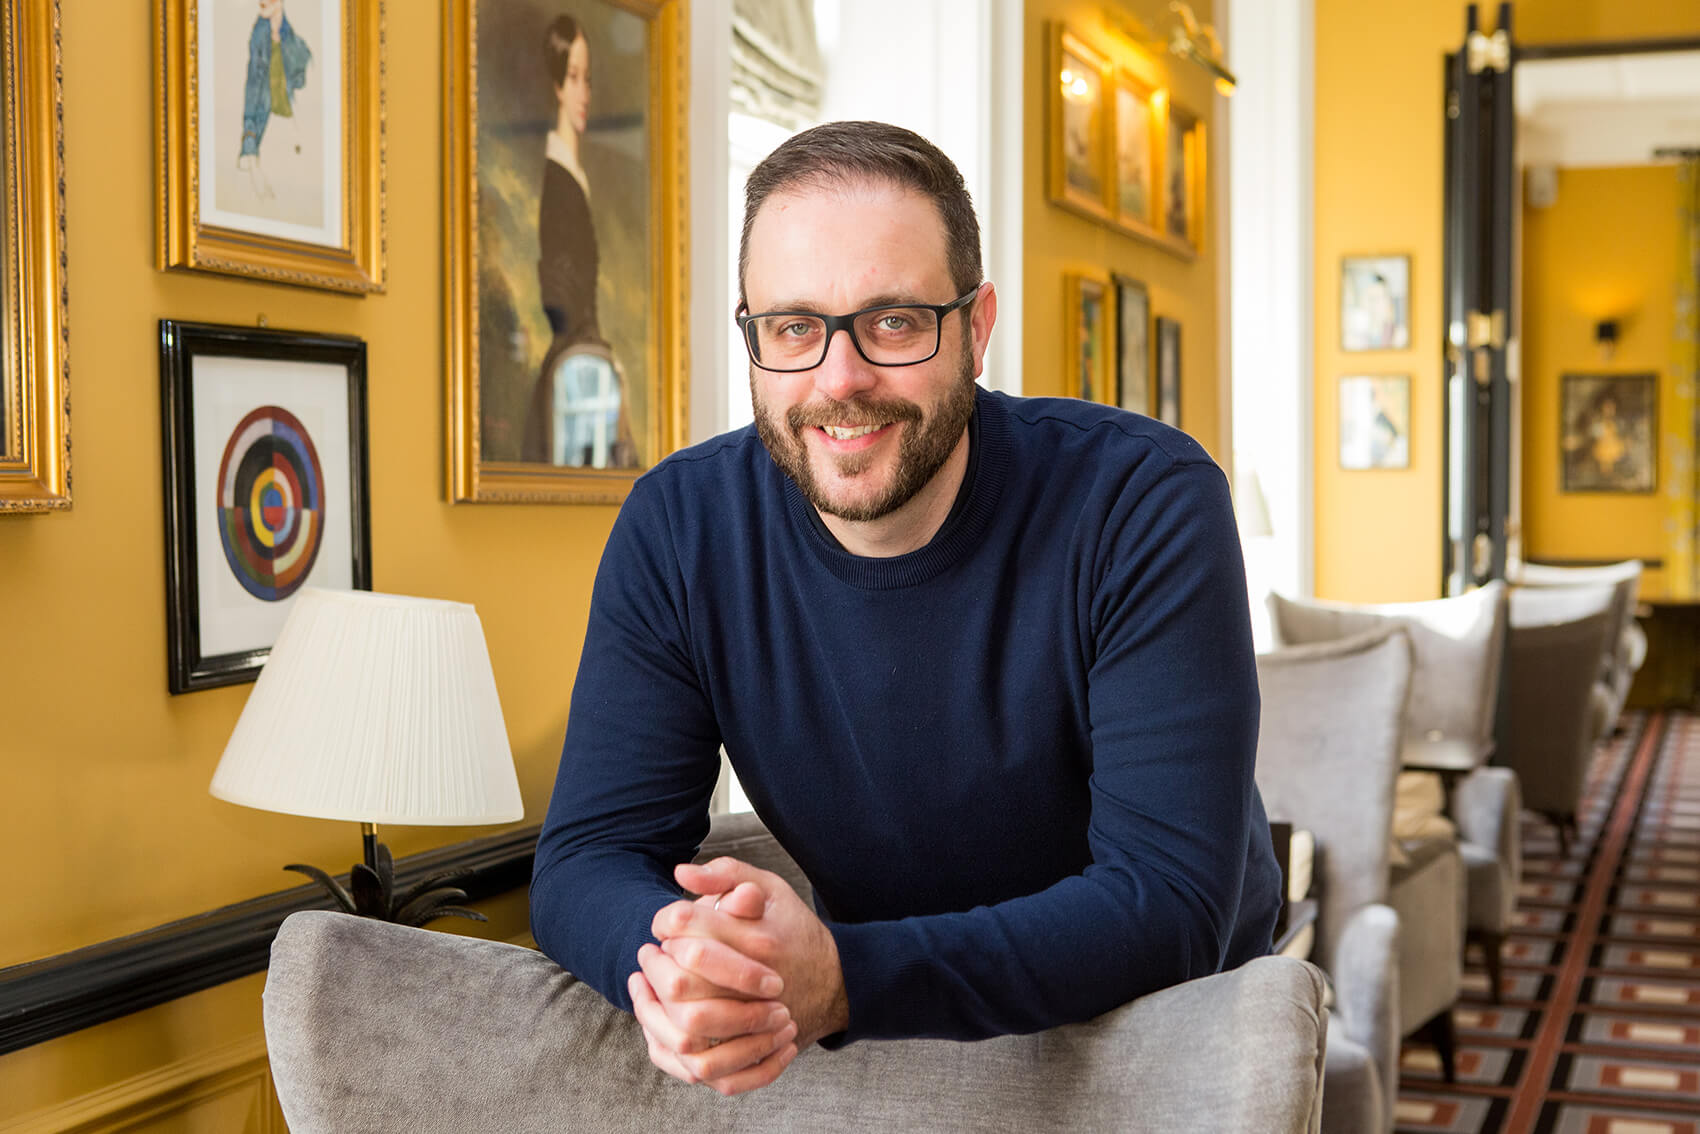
[531,388,1282,1044]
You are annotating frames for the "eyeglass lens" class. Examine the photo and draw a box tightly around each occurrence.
[747,307,941,371]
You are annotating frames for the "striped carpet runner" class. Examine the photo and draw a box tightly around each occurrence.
[1394,710,1700,1134]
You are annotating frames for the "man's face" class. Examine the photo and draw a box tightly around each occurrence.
[743,181,987,523]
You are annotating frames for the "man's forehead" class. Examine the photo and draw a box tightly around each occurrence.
[746,178,950,291]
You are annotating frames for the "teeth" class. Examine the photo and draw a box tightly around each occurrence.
[822,424,882,440]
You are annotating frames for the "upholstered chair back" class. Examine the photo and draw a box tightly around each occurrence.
[1254,626,1413,972]
[1499,585,1617,816]
[1267,582,1507,748]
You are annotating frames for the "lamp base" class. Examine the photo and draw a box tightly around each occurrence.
[285,837,487,927]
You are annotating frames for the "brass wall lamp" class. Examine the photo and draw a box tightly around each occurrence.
[1166,1,1237,96]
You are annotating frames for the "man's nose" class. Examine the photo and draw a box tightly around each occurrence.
[812,327,877,401]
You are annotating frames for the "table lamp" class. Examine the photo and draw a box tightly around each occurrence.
[209,588,524,926]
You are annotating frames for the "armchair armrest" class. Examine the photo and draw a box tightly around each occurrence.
[1329,903,1400,1134]
[265,911,1328,1133]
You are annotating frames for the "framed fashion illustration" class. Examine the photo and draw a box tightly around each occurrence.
[160,321,371,693]
[1340,254,1411,351]
[445,0,687,504]
[156,0,386,292]
[1338,375,1410,470]
[0,0,70,512]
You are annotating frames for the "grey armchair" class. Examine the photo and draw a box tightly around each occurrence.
[1267,583,1519,1007]
[263,815,1330,1134]
[1508,559,1644,739]
[1498,584,1618,854]
[1255,626,1412,1134]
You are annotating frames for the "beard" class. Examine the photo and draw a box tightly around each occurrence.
[753,352,977,524]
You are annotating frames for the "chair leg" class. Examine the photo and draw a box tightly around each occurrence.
[1476,930,1505,1005]
[1416,1010,1458,1083]
[1542,811,1570,858]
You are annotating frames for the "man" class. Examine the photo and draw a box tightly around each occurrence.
[531,121,1281,1098]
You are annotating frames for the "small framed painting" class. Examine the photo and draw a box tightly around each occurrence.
[1341,255,1411,351]
[1066,274,1110,405]
[1155,316,1182,427]
[1560,373,1656,493]
[1047,24,1112,223]
[1111,70,1158,234]
[1113,274,1151,415]
[156,0,386,293]
[159,321,372,693]
[1163,102,1205,252]
[1339,375,1411,470]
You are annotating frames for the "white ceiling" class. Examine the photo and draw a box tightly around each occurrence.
[1516,50,1700,168]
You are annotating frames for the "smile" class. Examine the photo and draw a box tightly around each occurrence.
[820,424,886,441]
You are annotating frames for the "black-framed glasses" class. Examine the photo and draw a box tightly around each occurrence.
[736,288,979,373]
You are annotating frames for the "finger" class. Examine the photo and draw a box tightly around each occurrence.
[636,949,789,1053]
[715,880,769,919]
[659,933,784,999]
[630,972,701,1084]
[676,858,776,902]
[705,1036,802,1098]
[678,1021,799,1088]
[639,941,769,1006]
[652,898,779,959]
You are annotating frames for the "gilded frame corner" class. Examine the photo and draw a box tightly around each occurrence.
[0,0,70,513]
[445,0,689,505]
[155,0,387,294]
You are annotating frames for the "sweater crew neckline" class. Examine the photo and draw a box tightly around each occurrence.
[782,387,1012,590]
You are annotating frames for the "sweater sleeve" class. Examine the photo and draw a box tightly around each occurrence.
[528,477,723,1011]
[826,459,1276,1043]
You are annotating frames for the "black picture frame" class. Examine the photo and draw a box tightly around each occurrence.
[160,320,372,694]
[1155,316,1182,428]
[1112,273,1151,416]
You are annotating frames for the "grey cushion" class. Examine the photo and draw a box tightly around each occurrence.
[264,910,1328,1133]
[1388,835,1464,1032]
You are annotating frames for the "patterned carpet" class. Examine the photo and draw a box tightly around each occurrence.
[1394,710,1700,1134]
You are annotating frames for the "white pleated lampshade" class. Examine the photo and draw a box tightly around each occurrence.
[210,588,524,826]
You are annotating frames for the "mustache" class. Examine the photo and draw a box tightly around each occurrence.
[786,398,923,432]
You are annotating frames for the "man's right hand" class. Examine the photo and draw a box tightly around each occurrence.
[629,882,800,1095]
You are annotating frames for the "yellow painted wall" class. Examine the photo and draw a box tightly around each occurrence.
[0,1,605,1119]
[1521,165,1678,594]
[1023,0,1225,459]
[1311,0,1700,601]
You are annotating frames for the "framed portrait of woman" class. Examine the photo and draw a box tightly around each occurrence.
[445,0,687,504]
[0,0,69,513]
[156,0,386,293]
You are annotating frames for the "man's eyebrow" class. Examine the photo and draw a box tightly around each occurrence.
[752,292,931,314]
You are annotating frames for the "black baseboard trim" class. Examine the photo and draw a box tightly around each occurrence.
[0,825,538,1056]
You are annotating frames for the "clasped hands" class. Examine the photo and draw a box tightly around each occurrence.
[628,857,849,1096]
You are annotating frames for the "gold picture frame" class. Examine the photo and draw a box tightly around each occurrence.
[1047,24,1113,225]
[445,0,688,504]
[155,0,386,293]
[1162,100,1206,254]
[1,0,69,512]
[1110,69,1159,237]
[1066,273,1112,406]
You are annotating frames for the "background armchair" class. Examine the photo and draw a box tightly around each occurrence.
[1508,559,1644,740]
[264,816,1330,1134]
[1254,626,1411,1134]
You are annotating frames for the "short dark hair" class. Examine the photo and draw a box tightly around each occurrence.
[544,15,584,88]
[738,121,983,304]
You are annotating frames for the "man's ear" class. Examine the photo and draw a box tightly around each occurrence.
[968,282,998,379]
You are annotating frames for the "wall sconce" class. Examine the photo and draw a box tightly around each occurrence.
[1167,1,1237,96]
[1595,319,1619,361]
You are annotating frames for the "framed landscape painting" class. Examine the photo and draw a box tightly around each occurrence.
[1113,274,1150,415]
[1066,274,1110,405]
[445,0,687,503]
[156,0,386,292]
[1155,316,1181,427]
[159,321,371,693]
[1047,24,1112,224]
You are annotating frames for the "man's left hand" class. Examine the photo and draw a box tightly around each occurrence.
[654,857,851,1052]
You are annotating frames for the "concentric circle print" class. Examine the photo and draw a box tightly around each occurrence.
[216,406,326,601]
